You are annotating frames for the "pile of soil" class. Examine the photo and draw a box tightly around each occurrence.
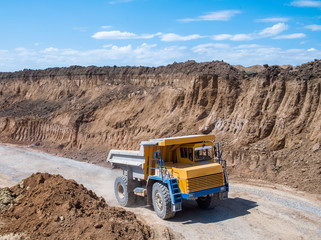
[0,173,152,240]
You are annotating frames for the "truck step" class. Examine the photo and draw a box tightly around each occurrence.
[172,203,182,212]
[133,187,147,197]
[172,189,180,194]
[173,197,182,204]
[172,191,182,204]
[170,179,178,184]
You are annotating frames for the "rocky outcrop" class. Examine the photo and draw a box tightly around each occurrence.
[0,60,320,193]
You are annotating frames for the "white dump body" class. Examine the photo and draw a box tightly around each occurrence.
[107,141,158,166]
[107,149,145,168]
[107,141,157,179]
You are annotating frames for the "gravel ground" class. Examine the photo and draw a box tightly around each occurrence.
[232,185,321,217]
[0,144,320,239]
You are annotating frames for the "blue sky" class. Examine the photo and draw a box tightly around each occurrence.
[1,0,321,71]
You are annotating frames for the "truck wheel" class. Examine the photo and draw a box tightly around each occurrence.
[114,175,135,207]
[152,182,175,219]
[196,194,218,209]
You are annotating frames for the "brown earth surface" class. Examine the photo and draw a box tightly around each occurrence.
[0,60,320,194]
[0,173,153,240]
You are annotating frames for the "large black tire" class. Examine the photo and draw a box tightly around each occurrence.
[196,194,218,209]
[152,182,175,220]
[114,175,135,207]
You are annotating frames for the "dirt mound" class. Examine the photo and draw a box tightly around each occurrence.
[233,64,265,74]
[0,173,152,240]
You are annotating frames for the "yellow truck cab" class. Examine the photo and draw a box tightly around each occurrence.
[107,135,228,219]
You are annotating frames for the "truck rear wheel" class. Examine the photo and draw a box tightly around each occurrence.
[114,175,135,207]
[196,194,218,209]
[152,182,175,220]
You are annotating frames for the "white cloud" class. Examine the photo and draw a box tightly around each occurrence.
[0,44,189,71]
[1,43,321,72]
[230,34,254,41]
[212,34,233,40]
[305,24,321,31]
[192,43,230,53]
[178,10,241,22]
[234,44,263,49]
[42,47,60,53]
[101,26,112,29]
[274,33,306,39]
[160,33,204,42]
[0,49,9,54]
[212,33,254,41]
[256,17,290,22]
[76,44,187,65]
[0,50,14,69]
[109,45,132,54]
[92,31,135,39]
[93,31,202,42]
[91,30,161,39]
[15,47,37,56]
[258,23,288,37]
[15,47,28,51]
[212,23,289,42]
[191,43,321,66]
[290,0,321,7]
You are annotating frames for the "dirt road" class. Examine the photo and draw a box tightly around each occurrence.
[0,144,320,239]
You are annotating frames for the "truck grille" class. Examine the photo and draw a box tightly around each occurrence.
[186,173,225,193]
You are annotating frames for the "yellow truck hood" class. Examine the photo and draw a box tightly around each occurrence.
[167,162,223,179]
[165,162,225,193]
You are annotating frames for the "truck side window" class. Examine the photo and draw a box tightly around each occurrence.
[188,148,193,161]
[180,148,187,158]
[180,148,193,161]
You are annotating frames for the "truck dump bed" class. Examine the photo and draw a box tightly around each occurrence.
[107,149,145,167]
[107,149,145,179]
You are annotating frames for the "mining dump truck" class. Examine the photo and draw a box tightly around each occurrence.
[107,135,228,219]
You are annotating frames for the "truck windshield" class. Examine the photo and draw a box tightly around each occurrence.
[194,146,212,161]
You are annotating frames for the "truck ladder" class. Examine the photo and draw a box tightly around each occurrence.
[167,178,182,211]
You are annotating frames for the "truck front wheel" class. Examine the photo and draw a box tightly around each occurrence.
[152,182,175,219]
[114,175,135,207]
[196,194,218,209]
